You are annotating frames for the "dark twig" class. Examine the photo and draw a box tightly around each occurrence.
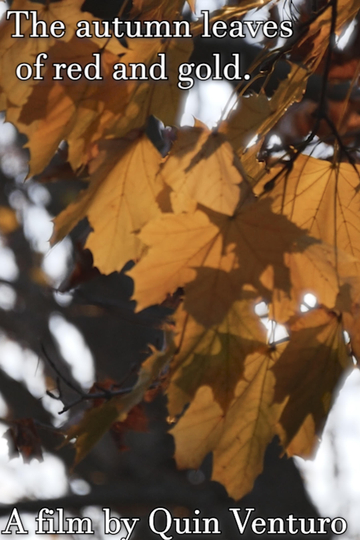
[323,114,359,169]
[58,385,135,414]
[42,344,159,414]
[41,344,84,397]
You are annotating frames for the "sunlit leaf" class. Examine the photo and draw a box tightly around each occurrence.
[53,134,163,273]
[274,308,352,456]
[172,346,281,500]
[159,125,249,215]
[167,297,267,415]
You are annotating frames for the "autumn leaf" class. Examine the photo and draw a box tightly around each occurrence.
[223,63,309,157]
[159,125,249,215]
[221,94,272,153]
[4,418,43,463]
[172,346,282,500]
[171,307,353,498]
[53,134,163,274]
[273,308,353,457]
[167,296,267,415]
[108,38,193,140]
[65,399,120,467]
[259,155,360,274]
[270,239,353,323]
[110,404,148,452]
[0,0,122,110]
[6,36,127,175]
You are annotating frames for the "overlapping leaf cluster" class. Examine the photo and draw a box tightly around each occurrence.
[2,0,360,500]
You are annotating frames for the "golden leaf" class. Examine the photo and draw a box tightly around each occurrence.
[171,307,352,498]
[0,0,122,109]
[172,346,281,500]
[108,38,193,140]
[167,297,267,415]
[53,135,163,274]
[6,36,127,175]
[159,126,249,215]
[259,155,360,273]
[273,308,352,457]
[221,94,271,153]
[223,64,309,157]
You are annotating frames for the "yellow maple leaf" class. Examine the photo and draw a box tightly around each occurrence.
[223,63,309,157]
[159,125,249,215]
[171,346,281,500]
[259,155,360,273]
[273,308,352,457]
[221,94,271,153]
[108,38,193,140]
[0,0,122,109]
[167,296,267,415]
[7,38,127,176]
[53,134,163,274]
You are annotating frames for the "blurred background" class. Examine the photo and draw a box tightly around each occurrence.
[0,0,360,537]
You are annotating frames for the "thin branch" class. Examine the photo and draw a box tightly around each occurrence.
[58,385,135,414]
[323,114,358,168]
[41,344,83,397]
[42,344,160,414]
